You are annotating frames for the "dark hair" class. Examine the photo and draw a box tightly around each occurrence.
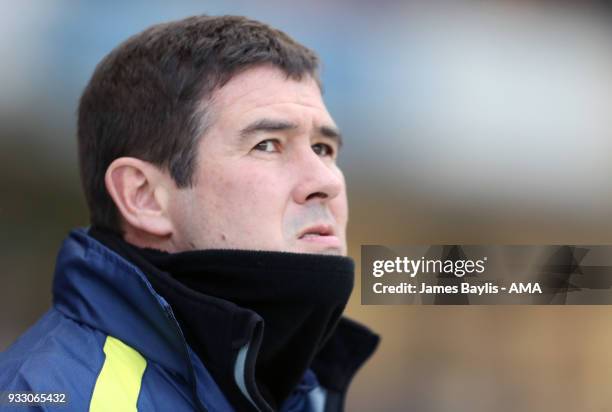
[78,15,320,233]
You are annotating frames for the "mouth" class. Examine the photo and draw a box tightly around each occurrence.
[298,224,334,238]
[297,224,341,249]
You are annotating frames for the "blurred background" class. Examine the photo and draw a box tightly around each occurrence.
[2,0,612,411]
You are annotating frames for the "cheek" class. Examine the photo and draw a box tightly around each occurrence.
[217,167,284,209]
[331,171,349,224]
[330,191,349,227]
[199,165,289,236]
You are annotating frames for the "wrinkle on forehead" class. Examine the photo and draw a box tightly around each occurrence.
[201,65,337,149]
[213,65,325,114]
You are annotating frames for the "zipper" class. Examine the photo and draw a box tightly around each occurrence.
[163,305,209,412]
[233,341,261,412]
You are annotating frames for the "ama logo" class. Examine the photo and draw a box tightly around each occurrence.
[509,282,542,294]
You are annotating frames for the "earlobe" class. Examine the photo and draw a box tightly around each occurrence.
[104,157,174,237]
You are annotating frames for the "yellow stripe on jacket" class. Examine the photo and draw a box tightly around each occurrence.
[90,335,147,411]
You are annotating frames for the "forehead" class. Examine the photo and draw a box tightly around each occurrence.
[209,65,334,126]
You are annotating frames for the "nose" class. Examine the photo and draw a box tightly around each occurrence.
[290,146,344,205]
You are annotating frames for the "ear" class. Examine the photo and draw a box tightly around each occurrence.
[104,157,174,237]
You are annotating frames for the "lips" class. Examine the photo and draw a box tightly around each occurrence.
[297,224,341,250]
[298,224,334,239]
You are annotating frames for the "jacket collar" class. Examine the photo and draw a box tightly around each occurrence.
[53,228,192,379]
[52,228,379,410]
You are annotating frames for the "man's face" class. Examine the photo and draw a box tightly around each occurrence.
[169,65,348,255]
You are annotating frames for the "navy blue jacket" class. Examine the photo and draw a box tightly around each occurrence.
[0,229,377,411]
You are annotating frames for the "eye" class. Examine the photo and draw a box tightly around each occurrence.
[312,143,335,157]
[253,139,280,153]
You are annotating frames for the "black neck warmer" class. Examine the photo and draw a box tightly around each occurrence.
[89,227,355,411]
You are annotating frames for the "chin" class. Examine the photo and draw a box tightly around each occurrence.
[293,244,346,256]
[318,248,346,256]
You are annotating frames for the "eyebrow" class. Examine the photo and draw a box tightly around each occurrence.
[239,118,343,147]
